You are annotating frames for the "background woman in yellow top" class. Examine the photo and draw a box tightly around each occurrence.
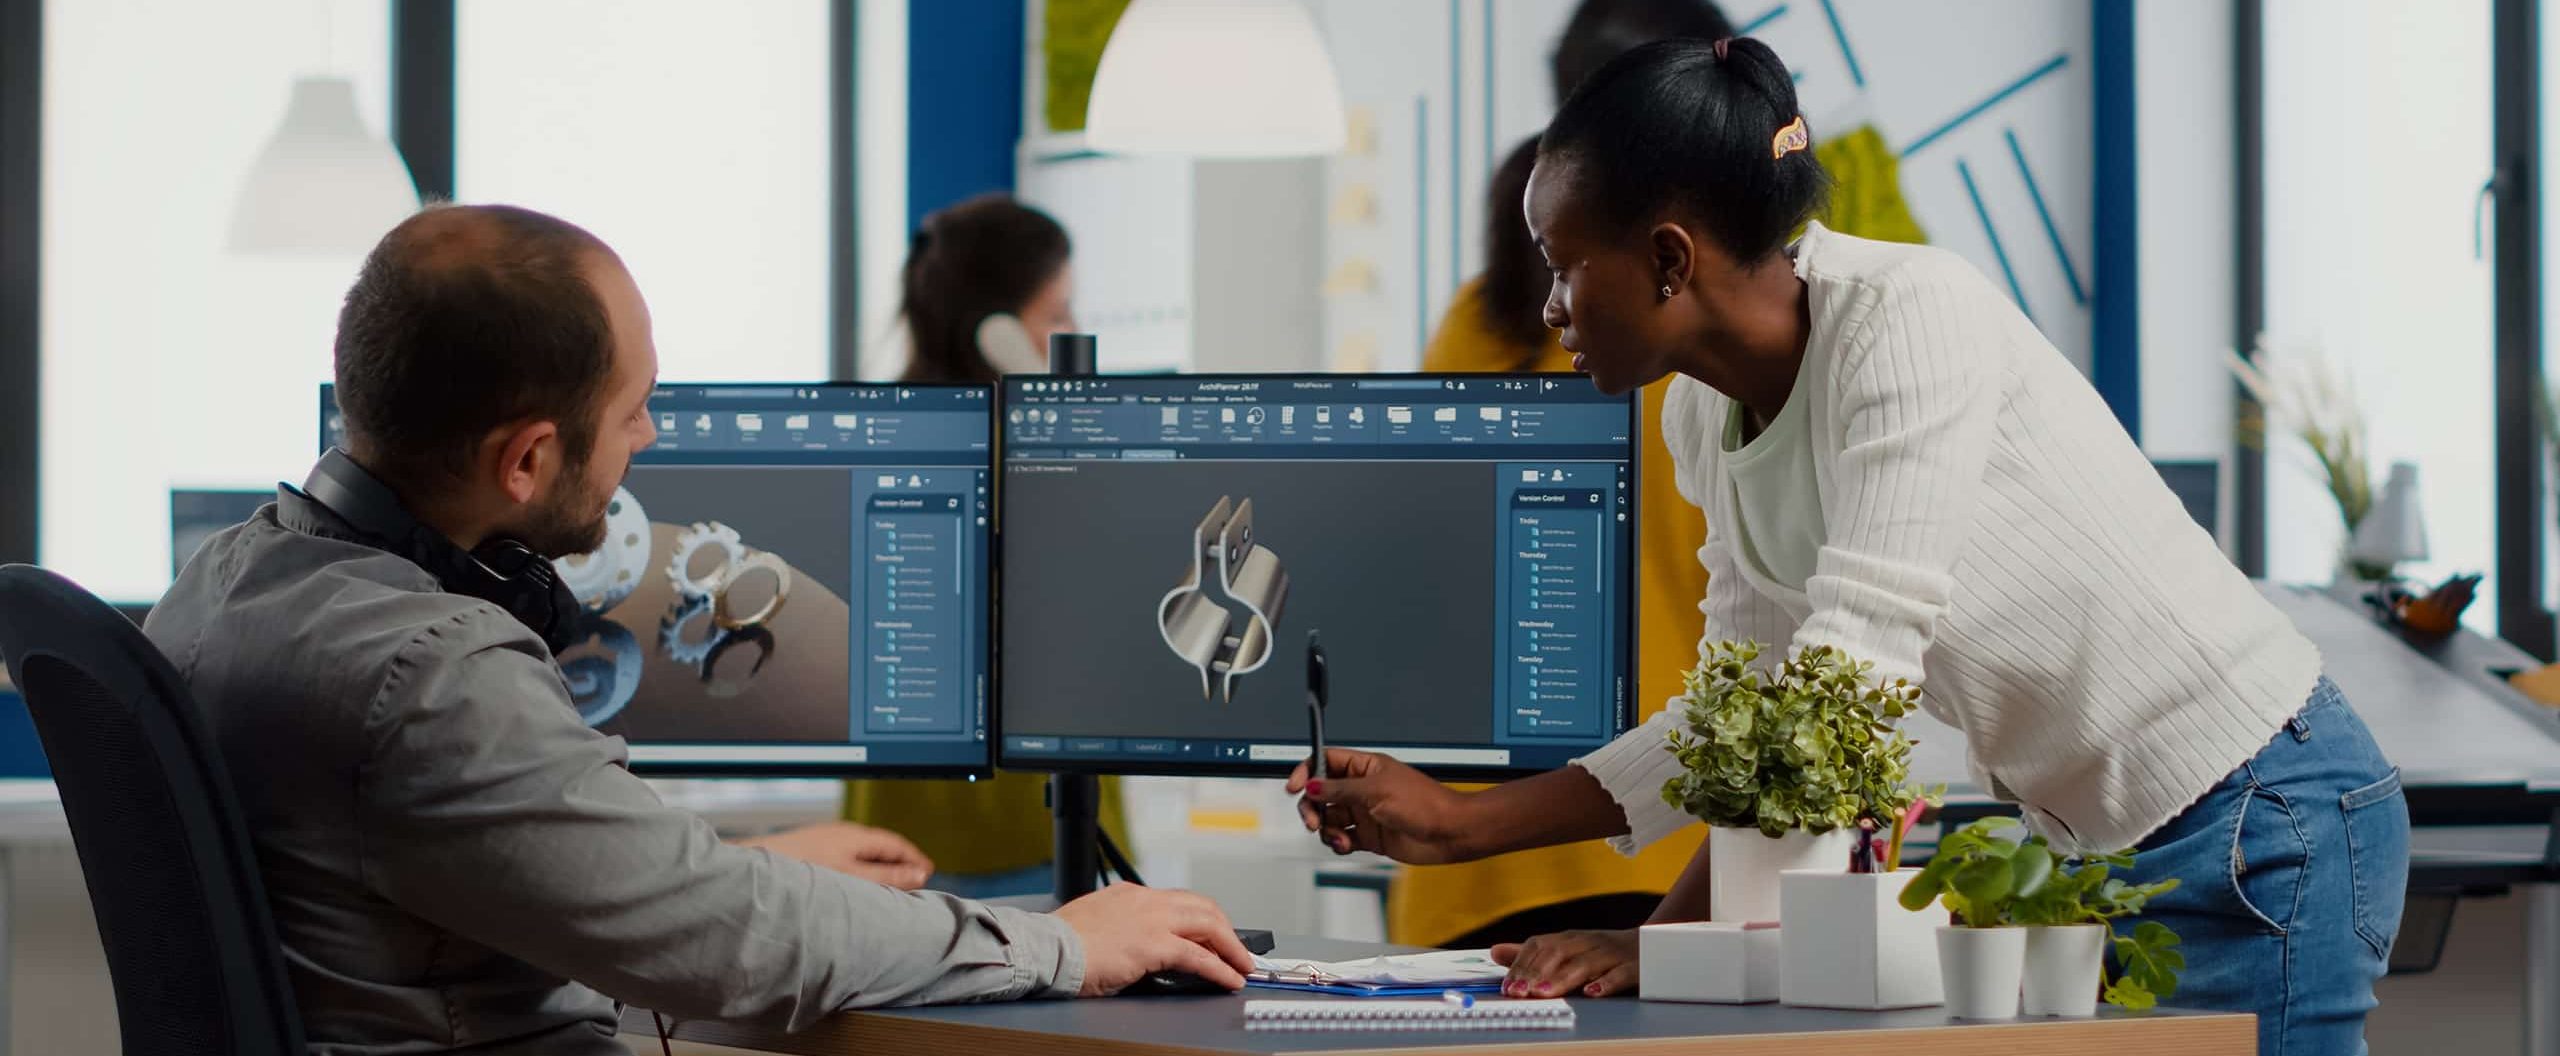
[843,193,1125,898]
[1405,0,1923,948]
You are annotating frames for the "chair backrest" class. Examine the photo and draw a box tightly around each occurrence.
[0,565,303,1056]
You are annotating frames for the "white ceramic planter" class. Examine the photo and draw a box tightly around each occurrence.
[2020,925,2109,1017]
[1638,922,1781,1004]
[1777,871,1948,1010]
[1708,826,1857,923]
[1935,926,2026,1021]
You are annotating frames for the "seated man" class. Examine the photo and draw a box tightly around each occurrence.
[144,203,1249,1054]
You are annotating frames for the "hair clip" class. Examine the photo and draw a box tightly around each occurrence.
[1771,115,1810,160]
[1713,37,1732,61]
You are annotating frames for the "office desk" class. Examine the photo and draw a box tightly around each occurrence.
[1903,582,2560,805]
[627,937,2253,1055]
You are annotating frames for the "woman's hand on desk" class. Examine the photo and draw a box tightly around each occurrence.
[1492,929,1640,998]
[734,822,934,890]
[1055,883,1255,996]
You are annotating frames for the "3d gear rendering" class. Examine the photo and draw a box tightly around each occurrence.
[666,521,746,601]
[1157,496,1288,702]
[659,594,725,668]
[558,615,642,727]
[711,551,792,632]
[701,626,776,699]
[554,487,652,614]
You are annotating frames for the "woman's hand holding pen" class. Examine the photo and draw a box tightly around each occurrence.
[1287,748,1637,864]
[1284,749,1481,864]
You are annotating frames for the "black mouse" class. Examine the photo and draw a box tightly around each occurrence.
[1117,930,1278,997]
[1123,970,1228,997]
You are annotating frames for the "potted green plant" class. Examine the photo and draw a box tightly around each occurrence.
[2007,851,2184,1017]
[1660,642,1930,925]
[1900,819,2187,1020]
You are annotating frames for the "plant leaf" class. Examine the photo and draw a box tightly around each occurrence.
[2009,844,2053,899]
[1952,859,2014,911]
[2102,975,2157,1011]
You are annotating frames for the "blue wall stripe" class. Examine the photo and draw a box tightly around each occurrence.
[1739,4,1789,36]
[1815,0,1865,88]
[1416,95,1430,358]
[1957,158,2033,324]
[1901,53,2070,158]
[906,0,1025,233]
[2091,0,2140,439]
[2005,128,2086,306]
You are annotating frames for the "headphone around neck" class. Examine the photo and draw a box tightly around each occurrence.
[286,447,584,655]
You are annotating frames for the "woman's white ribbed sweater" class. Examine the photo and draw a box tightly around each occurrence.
[1574,222,2322,855]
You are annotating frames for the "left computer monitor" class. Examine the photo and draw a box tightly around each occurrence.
[321,383,996,777]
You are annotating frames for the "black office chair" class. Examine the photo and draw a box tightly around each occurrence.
[0,565,304,1055]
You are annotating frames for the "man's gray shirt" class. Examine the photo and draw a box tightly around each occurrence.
[142,494,1082,1054]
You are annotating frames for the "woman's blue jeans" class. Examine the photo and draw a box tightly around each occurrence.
[2121,676,2409,1055]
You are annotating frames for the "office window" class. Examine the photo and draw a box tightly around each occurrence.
[455,0,831,385]
[2261,0,2496,628]
[40,0,394,603]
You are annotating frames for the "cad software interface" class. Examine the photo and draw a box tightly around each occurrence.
[997,373,1635,775]
[324,383,993,773]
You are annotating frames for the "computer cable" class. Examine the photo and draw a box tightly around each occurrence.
[1097,827,1146,888]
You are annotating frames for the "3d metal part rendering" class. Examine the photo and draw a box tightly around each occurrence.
[1157,496,1289,702]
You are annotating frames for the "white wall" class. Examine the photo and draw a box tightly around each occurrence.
[454,1,832,386]
[39,0,395,604]
[1310,0,2097,374]
[858,0,911,380]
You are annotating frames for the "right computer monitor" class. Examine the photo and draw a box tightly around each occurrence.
[996,373,1638,780]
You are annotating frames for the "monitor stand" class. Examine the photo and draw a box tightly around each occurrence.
[1048,771,1104,903]
[1043,332,1109,907]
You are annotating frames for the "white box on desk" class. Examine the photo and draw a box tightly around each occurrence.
[1778,870,1949,1010]
[1638,921,1780,1004]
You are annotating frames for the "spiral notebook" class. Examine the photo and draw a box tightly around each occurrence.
[1243,998,1574,1031]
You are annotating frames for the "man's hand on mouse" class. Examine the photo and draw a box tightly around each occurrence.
[1055,883,1255,996]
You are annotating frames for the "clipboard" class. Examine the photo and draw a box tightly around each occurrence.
[1245,949,1509,997]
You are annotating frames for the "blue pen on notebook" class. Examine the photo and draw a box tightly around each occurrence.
[1441,989,1474,1009]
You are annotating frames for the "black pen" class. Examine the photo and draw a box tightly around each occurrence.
[1306,630,1328,782]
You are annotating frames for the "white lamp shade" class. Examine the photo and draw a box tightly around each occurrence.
[2350,461,2430,566]
[228,77,421,256]
[1084,0,1348,158]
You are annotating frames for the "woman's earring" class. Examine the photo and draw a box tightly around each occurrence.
[1660,284,1676,300]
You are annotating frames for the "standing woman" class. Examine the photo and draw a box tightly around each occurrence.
[846,193,1128,898]
[1290,39,2407,1055]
